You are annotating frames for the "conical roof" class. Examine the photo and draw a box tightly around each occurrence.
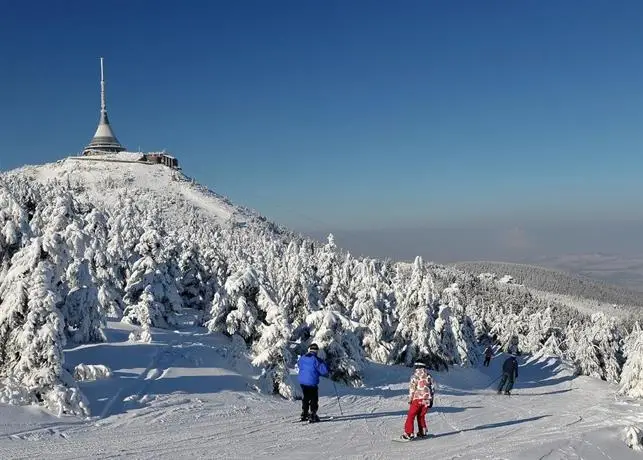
[83,111,124,154]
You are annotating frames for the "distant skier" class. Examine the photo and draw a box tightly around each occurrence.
[497,353,519,395]
[297,343,329,422]
[483,346,493,367]
[400,362,434,441]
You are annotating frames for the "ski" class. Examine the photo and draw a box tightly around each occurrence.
[392,434,432,442]
[291,416,335,424]
[308,416,334,424]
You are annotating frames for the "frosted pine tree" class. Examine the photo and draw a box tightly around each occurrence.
[83,209,123,318]
[434,305,461,365]
[392,257,444,369]
[215,267,261,342]
[205,290,232,333]
[442,283,480,366]
[351,285,390,363]
[589,312,624,384]
[523,306,554,354]
[125,285,157,343]
[176,243,204,309]
[305,309,364,385]
[122,228,183,327]
[0,185,30,274]
[0,248,89,415]
[315,234,338,307]
[536,332,563,358]
[618,322,643,398]
[251,287,297,398]
[566,323,603,379]
[62,260,105,343]
[490,311,521,354]
[198,245,229,323]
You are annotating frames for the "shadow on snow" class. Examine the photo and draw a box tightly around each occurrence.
[432,415,551,439]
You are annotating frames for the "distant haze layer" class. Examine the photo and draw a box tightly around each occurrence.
[305,220,643,291]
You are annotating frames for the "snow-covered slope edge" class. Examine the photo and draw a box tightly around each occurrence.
[0,158,642,419]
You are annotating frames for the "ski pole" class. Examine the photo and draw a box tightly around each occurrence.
[482,374,503,390]
[332,381,344,416]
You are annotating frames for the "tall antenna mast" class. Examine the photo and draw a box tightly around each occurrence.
[100,57,106,113]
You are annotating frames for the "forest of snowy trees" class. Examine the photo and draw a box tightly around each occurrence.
[0,160,642,416]
[455,261,643,308]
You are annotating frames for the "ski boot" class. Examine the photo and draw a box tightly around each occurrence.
[309,413,320,423]
[300,413,309,422]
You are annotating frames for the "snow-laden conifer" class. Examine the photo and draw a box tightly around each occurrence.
[618,322,643,398]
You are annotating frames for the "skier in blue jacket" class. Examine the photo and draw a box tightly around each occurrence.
[297,343,330,422]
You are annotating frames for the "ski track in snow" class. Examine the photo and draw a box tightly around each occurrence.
[0,323,641,460]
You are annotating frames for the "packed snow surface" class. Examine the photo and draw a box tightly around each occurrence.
[6,157,241,226]
[0,321,641,460]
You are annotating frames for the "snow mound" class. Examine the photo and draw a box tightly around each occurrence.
[623,425,643,451]
[0,377,36,406]
[128,326,152,343]
[73,364,112,382]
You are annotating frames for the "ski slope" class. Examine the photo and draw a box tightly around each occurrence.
[0,321,640,459]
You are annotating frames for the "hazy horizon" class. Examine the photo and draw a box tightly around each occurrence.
[303,220,643,291]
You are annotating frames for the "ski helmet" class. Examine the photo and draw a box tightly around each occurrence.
[308,343,319,353]
[413,362,426,368]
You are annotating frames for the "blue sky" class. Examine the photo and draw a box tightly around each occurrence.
[1,1,642,242]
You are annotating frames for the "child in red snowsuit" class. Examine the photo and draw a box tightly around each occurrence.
[401,362,434,440]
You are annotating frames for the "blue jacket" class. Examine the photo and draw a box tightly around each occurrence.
[297,353,329,386]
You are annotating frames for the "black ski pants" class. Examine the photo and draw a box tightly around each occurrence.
[301,384,319,416]
[483,356,491,367]
[498,372,515,393]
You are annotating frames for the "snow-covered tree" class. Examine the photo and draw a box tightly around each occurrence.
[391,257,444,369]
[305,309,364,385]
[566,322,603,380]
[0,243,88,415]
[619,322,643,398]
[122,228,183,327]
[61,260,105,343]
[536,333,563,358]
[589,312,624,384]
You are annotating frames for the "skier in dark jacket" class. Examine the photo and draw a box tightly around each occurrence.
[297,343,329,422]
[483,346,493,367]
[497,354,519,395]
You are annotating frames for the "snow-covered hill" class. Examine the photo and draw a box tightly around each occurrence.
[1,157,643,456]
[4,154,252,229]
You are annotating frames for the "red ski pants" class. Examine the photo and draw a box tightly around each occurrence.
[404,400,428,435]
